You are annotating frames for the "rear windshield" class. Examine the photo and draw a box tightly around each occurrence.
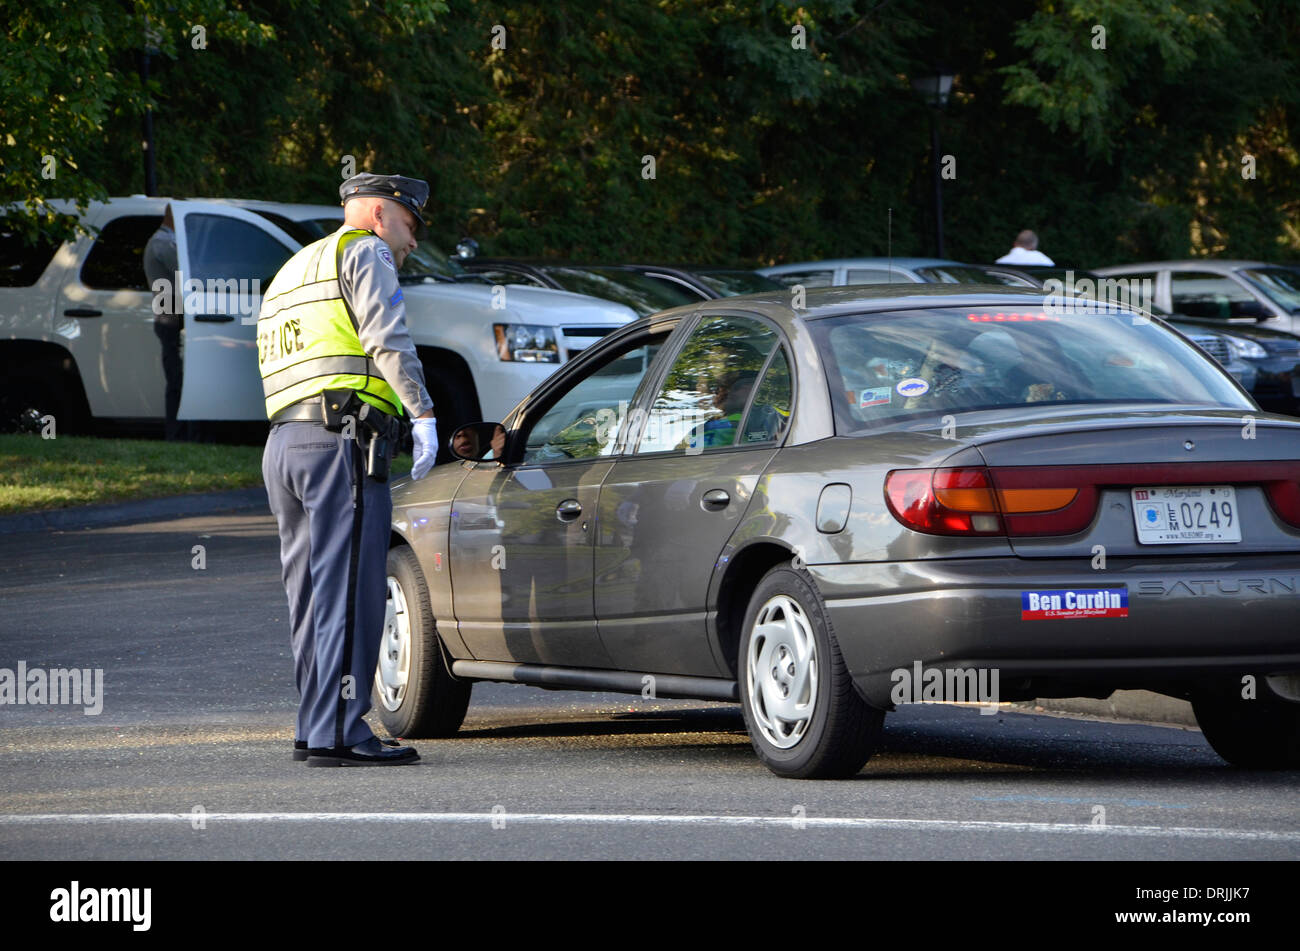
[914,265,1035,286]
[544,267,700,316]
[810,306,1252,433]
[695,269,785,296]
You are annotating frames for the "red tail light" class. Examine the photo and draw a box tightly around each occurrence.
[886,467,1087,536]
[885,462,1300,537]
[885,467,1003,535]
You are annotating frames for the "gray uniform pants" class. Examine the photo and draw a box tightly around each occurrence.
[263,421,392,749]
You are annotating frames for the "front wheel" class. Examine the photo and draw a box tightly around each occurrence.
[738,564,884,779]
[1191,676,1300,769]
[372,544,471,738]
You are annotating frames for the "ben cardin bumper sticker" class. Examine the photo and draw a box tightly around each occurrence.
[1021,587,1128,620]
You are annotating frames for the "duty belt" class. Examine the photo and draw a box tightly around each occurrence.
[269,396,323,424]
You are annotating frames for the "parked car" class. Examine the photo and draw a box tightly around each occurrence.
[0,198,637,441]
[1008,266,1299,416]
[1093,260,1300,334]
[759,257,1038,288]
[617,265,785,300]
[375,284,1300,778]
[459,260,713,316]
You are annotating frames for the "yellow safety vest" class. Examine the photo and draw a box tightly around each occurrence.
[257,228,403,419]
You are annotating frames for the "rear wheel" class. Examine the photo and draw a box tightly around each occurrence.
[372,544,471,738]
[0,370,72,434]
[737,563,884,779]
[1191,676,1300,768]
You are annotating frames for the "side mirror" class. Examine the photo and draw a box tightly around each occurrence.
[450,421,506,462]
[1229,299,1269,320]
[455,237,480,260]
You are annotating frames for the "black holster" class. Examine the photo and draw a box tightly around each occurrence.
[320,389,409,481]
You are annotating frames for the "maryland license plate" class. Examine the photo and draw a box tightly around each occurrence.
[1131,486,1241,544]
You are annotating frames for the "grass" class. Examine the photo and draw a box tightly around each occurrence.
[0,434,268,515]
[0,434,418,516]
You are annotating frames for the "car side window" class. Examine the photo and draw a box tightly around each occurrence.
[80,215,162,291]
[636,314,778,454]
[184,213,294,285]
[0,221,58,287]
[1170,272,1255,319]
[520,337,665,464]
[770,269,833,289]
[845,268,896,284]
[739,348,793,445]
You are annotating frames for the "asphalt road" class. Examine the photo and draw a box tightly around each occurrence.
[1,511,1297,861]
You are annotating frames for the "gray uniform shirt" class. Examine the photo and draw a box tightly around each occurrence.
[336,227,434,416]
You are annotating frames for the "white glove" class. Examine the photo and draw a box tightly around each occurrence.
[410,417,438,480]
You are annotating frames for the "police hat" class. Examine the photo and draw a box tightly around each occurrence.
[340,173,429,233]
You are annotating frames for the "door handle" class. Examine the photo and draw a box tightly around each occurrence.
[701,488,730,508]
[556,499,582,521]
[63,308,102,318]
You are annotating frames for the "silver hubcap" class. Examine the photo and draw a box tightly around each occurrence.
[375,575,411,711]
[745,595,818,749]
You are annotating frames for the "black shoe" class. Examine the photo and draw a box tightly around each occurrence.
[305,736,420,767]
[294,737,402,761]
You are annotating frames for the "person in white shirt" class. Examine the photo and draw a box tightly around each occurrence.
[996,230,1054,266]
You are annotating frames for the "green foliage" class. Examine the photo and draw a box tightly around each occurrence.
[5,0,1299,265]
[0,0,272,242]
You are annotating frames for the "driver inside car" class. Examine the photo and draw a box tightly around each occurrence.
[678,368,759,450]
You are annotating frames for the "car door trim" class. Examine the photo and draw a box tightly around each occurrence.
[448,659,738,701]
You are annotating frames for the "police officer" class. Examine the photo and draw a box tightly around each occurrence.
[259,172,441,766]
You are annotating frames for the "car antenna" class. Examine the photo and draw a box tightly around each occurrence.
[888,207,893,283]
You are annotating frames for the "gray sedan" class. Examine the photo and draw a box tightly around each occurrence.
[377,285,1300,778]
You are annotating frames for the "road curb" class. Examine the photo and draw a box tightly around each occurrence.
[0,486,270,535]
[1014,690,1198,727]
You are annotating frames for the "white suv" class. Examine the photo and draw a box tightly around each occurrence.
[0,196,636,440]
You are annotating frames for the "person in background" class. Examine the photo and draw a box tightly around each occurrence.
[995,229,1054,266]
[143,205,187,441]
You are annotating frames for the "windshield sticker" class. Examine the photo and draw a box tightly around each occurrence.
[1021,588,1128,620]
[859,387,892,408]
[896,377,929,398]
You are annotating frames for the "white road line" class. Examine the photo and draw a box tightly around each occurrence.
[0,813,1296,841]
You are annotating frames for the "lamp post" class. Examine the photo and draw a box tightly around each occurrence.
[141,20,160,196]
[911,71,954,258]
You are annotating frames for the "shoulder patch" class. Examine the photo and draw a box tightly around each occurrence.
[378,247,396,270]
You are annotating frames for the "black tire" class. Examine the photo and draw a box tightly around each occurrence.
[420,357,481,465]
[0,370,70,435]
[372,544,471,738]
[1191,677,1300,769]
[737,563,885,779]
